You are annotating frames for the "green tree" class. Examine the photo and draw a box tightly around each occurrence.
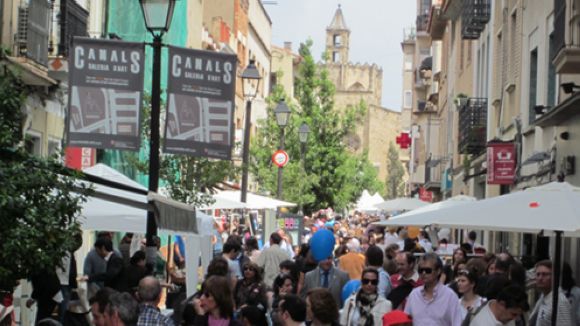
[250,40,382,213]
[385,142,405,199]
[0,60,88,291]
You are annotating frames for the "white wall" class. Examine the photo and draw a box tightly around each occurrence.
[247,0,272,123]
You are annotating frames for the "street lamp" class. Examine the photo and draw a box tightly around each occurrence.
[274,100,291,199]
[139,0,175,259]
[240,60,261,203]
[298,123,310,215]
[299,123,310,144]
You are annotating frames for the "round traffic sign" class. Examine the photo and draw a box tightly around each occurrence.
[272,150,289,168]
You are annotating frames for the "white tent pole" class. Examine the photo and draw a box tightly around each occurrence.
[185,235,201,298]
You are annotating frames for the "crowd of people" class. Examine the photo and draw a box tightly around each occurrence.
[4,211,580,326]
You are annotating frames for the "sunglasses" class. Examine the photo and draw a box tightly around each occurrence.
[457,269,470,276]
[361,278,379,286]
[244,267,256,272]
[418,267,434,274]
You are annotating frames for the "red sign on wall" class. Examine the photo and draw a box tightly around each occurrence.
[487,142,516,185]
[65,147,95,170]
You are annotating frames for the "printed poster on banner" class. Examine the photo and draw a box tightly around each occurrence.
[67,37,145,151]
[164,46,237,160]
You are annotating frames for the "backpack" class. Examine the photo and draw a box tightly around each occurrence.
[461,301,489,326]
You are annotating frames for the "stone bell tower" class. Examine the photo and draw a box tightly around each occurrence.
[326,5,350,64]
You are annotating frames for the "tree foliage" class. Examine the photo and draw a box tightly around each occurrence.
[250,40,382,213]
[385,142,405,199]
[0,63,88,290]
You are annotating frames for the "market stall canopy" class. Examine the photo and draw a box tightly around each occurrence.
[374,197,430,212]
[79,164,199,235]
[375,195,477,227]
[214,190,296,210]
[378,181,580,326]
[375,183,580,235]
[355,190,384,212]
[200,195,247,210]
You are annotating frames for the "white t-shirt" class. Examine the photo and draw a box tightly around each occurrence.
[384,232,399,246]
[469,303,515,326]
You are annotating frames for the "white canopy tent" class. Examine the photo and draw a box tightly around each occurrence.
[373,182,580,325]
[371,192,385,205]
[374,197,430,212]
[355,190,384,212]
[375,195,477,227]
[214,190,296,210]
[80,164,213,296]
[200,195,247,210]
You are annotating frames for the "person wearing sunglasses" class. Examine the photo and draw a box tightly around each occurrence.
[404,253,463,325]
[340,268,392,326]
[233,262,267,311]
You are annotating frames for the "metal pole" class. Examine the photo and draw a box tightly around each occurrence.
[240,99,252,203]
[146,34,162,260]
[552,230,563,326]
[277,127,285,199]
[298,142,305,215]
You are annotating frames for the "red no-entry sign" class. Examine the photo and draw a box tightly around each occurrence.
[272,150,289,167]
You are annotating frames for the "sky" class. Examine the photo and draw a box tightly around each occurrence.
[264,0,417,111]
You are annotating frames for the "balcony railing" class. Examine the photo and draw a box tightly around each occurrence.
[417,14,430,32]
[458,98,487,154]
[461,0,491,40]
[58,0,89,56]
[552,0,565,61]
[425,155,445,190]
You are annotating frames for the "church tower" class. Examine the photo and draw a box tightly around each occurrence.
[326,5,350,64]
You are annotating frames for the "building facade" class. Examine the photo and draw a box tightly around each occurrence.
[402,0,580,277]
[324,6,402,188]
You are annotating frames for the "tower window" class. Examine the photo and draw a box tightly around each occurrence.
[333,51,341,62]
[333,34,342,46]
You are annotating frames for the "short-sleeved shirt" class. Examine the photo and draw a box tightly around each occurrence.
[469,302,515,326]
[404,282,463,326]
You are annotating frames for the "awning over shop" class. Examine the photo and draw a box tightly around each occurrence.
[214,190,296,210]
[535,92,580,127]
[80,164,198,235]
[200,195,247,210]
[0,55,57,86]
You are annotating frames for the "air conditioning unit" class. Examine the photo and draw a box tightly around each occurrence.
[14,0,50,67]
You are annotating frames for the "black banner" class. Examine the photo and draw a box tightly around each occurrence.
[164,46,237,159]
[67,37,145,151]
